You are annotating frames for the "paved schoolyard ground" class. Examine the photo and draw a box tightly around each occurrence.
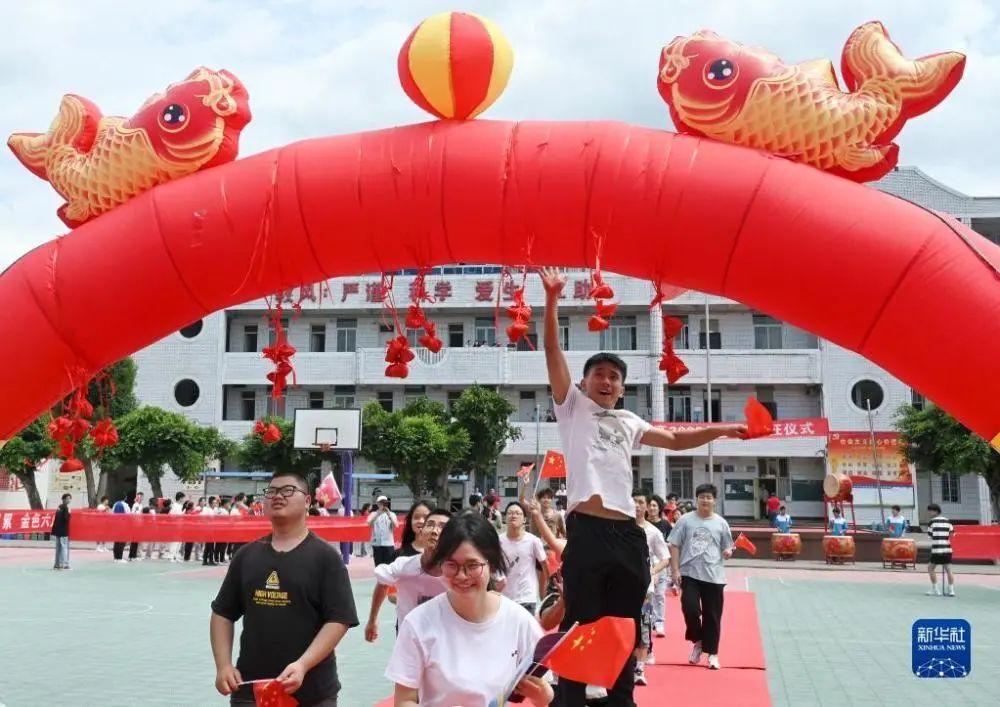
[0,546,997,706]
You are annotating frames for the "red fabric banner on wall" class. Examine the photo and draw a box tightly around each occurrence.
[653,417,829,438]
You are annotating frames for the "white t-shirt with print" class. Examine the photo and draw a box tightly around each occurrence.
[641,521,670,564]
[499,532,547,604]
[373,553,446,626]
[554,385,652,517]
[368,510,399,547]
[385,593,543,707]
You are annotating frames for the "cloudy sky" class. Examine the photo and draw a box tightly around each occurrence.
[1,0,998,268]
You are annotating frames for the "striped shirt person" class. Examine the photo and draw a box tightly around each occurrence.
[925,503,955,597]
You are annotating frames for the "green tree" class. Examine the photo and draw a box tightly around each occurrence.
[450,385,521,489]
[896,403,1000,519]
[102,406,227,499]
[0,419,52,509]
[0,358,140,509]
[359,400,471,505]
[236,416,324,483]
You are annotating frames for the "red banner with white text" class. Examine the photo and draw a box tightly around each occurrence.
[0,510,370,543]
[653,417,829,438]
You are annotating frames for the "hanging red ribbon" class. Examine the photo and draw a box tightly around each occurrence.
[378,273,418,378]
[262,301,297,399]
[659,316,690,384]
[587,231,616,332]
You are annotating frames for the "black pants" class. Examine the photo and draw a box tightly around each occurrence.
[215,542,227,563]
[183,542,194,561]
[203,542,216,565]
[555,512,649,707]
[680,576,725,655]
[373,545,395,566]
[128,542,138,560]
[113,542,126,560]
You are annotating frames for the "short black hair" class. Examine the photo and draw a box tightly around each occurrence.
[694,483,718,499]
[536,487,555,500]
[504,501,526,515]
[430,510,508,575]
[927,503,941,514]
[426,508,452,520]
[583,352,628,382]
[468,493,482,507]
[234,492,246,502]
[175,491,186,501]
[269,471,308,491]
[100,495,109,503]
[61,493,71,502]
[666,493,679,501]
[891,505,901,512]
[779,505,786,511]
[631,489,648,503]
[832,506,842,514]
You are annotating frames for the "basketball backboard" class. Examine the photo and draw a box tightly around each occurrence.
[293,408,362,451]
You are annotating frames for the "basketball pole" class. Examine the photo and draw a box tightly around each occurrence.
[339,450,354,566]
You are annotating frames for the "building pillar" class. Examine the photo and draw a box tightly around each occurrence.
[649,308,667,497]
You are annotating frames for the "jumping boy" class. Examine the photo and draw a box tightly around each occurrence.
[541,267,747,705]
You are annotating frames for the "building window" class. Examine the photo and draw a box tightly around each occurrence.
[266,395,285,418]
[474,318,496,347]
[668,388,692,422]
[700,389,721,423]
[240,390,256,420]
[698,318,721,349]
[615,385,639,415]
[448,323,464,348]
[515,323,538,352]
[404,386,426,406]
[377,391,394,412]
[558,316,570,350]
[406,328,422,348]
[753,315,783,350]
[243,325,259,352]
[179,320,203,339]
[308,391,325,409]
[600,316,637,351]
[310,324,326,353]
[669,459,693,499]
[333,385,356,408]
[268,318,289,347]
[174,379,200,407]
[672,315,689,350]
[940,472,961,503]
[851,379,885,411]
[911,390,926,411]
[447,390,462,411]
[756,385,778,418]
[336,318,357,352]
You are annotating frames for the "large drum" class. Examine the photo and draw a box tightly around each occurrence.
[771,533,802,560]
[881,537,917,569]
[823,473,853,501]
[823,535,856,564]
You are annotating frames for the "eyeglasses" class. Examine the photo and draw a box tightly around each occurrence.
[263,485,307,499]
[441,560,488,578]
[422,520,447,531]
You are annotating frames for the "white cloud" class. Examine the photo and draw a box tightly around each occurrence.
[2,0,998,268]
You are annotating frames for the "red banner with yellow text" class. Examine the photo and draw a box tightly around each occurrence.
[653,417,829,438]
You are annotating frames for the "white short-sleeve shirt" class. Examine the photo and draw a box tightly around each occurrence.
[499,533,547,604]
[642,521,670,564]
[554,385,652,517]
[385,593,543,707]
[373,553,446,626]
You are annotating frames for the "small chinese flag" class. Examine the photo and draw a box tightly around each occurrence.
[540,451,567,479]
[543,616,634,688]
[252,680,298,707]
[742,397,775,439]
[517,463,535,479]
[315,471,342,508]
[734,532,757,556]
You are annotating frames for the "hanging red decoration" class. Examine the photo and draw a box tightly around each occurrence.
[90,418,119,451]
[262,301,296,399]
[252,418,282,445]
[659,315,690,384]
[418,321,444,353]
[47,382,95,473]
[587,232,617,334]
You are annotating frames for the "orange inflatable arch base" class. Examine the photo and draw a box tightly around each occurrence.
[1,120,998,446]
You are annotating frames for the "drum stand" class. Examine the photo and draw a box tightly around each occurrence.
[824,494,857,565]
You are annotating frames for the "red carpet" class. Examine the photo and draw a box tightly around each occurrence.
[653,590,766,669]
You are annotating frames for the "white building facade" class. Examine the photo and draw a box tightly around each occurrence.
[128,167,999,525]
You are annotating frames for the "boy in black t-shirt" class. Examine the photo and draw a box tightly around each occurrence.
[210,471,358,706]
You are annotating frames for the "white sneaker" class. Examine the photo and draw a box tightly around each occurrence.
[645,652,656,665]
[946,586,956,597]
[926,587,941,596]
[708,654,721,670]
[654,623,665,637]
[689,641,703,664]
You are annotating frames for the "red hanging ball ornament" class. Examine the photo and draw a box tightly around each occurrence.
[419,334,443,353]
[254,420,266,436]
[385,362,410,378]
[506,320,529,342]
[589,273,614,300]
[662,316,685,339]
[405,305,426,330]
[60,458,84,473]
[595,300,618,318]
[262,424,282,444]
[587,315,610,332]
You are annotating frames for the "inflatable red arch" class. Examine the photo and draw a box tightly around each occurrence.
[1,120,999,449]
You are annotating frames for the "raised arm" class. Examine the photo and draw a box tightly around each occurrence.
[641,424,747,451]
[540,267,572,405]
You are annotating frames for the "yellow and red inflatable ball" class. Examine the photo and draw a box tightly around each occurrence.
[398,12,513,120]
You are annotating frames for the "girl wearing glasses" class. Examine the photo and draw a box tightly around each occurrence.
[386,512,553,706]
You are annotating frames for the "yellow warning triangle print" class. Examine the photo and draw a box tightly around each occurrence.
[265,570,280,588]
